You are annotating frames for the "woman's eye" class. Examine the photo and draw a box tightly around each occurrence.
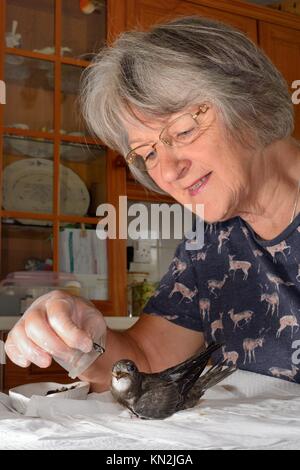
[144,150,157,161]
[177,128,194,139]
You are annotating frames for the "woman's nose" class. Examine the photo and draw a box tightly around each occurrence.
[158,146,191,183]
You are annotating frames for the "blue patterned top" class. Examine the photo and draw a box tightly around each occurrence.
[143,214,300,382]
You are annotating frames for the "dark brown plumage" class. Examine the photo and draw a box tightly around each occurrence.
[111,343,236,419]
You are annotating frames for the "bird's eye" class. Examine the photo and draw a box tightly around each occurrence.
[127,363,135,372]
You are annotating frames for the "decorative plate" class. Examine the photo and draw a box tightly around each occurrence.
[3,159,90,225]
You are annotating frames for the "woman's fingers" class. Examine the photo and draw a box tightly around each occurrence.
[5,331,32,368]
[45,297,93,352]
[81,308,107,339]
[7,321,52,368]
[23,308,79,362]
[4,290,106,370]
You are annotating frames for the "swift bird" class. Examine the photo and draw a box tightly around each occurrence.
[111,343,236,420]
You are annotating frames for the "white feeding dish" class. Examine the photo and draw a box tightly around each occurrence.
[9,381,90,415]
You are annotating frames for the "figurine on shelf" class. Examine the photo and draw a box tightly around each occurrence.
[5,20,22,48]
[80,0,104,14]
[25,258,53,271]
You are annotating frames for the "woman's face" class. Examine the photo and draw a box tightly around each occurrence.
[125,105,255,223]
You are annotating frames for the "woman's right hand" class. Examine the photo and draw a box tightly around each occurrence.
[5,290,107,369]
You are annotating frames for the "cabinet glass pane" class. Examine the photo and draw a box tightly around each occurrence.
[1,219,53,278]
[5,0,54,53]
[4,55,54,131]
[62,0,106,59]
[3,138,54,215]
[0,219,53,315]
[59,143,106,217]
[58,224,108,300]
[61,64,87,135]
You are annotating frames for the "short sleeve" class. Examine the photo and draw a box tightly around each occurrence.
[142,239,204,332]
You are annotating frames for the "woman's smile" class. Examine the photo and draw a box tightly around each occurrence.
[186,172,212,196]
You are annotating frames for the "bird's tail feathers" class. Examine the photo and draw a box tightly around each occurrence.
[198,359,236,392]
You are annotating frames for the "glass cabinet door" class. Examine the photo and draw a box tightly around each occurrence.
[1,0,111,312]
[59,142,107,218]
[62,0,106,60]
[0,218,54,315]
[4,56,54,131]
[61,64,85,135]
[2,135,54,215]
[1,219,53,278]
[5,0,54,52]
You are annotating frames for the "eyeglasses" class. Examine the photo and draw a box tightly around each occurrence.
[125,104,209,172]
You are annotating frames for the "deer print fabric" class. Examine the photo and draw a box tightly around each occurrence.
[143,214,300,383]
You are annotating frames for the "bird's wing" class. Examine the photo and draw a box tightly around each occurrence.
[155,342,223,382]
[132,381,181,420]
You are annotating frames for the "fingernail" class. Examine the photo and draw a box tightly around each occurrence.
[80,339,92,353]
[39,358,50,367]
[30,350,49,367]
[16,356,29,367]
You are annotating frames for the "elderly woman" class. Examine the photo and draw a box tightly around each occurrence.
[5,17,300,389]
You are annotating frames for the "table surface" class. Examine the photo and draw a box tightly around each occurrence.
[1,369,300,450]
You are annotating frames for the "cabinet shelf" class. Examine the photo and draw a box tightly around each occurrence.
[2,220,53,232]
[5,47,91,67]
[1,212,102,225]
[3,127,103,147]
[3,134,105,161]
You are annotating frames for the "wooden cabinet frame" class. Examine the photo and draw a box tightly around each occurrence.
[124,0,300,30]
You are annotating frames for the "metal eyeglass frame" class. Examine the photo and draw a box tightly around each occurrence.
[125,103,209,170]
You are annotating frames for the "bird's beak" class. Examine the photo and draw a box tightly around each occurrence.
[112,371,127,379]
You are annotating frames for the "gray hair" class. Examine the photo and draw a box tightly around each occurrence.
[81,16,294,193]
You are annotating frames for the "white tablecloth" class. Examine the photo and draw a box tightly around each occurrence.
[0,370,300,450]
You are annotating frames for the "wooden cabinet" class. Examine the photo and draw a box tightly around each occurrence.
[259,21,300,139]
[125,0,300,140]
[126,0,258,42]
